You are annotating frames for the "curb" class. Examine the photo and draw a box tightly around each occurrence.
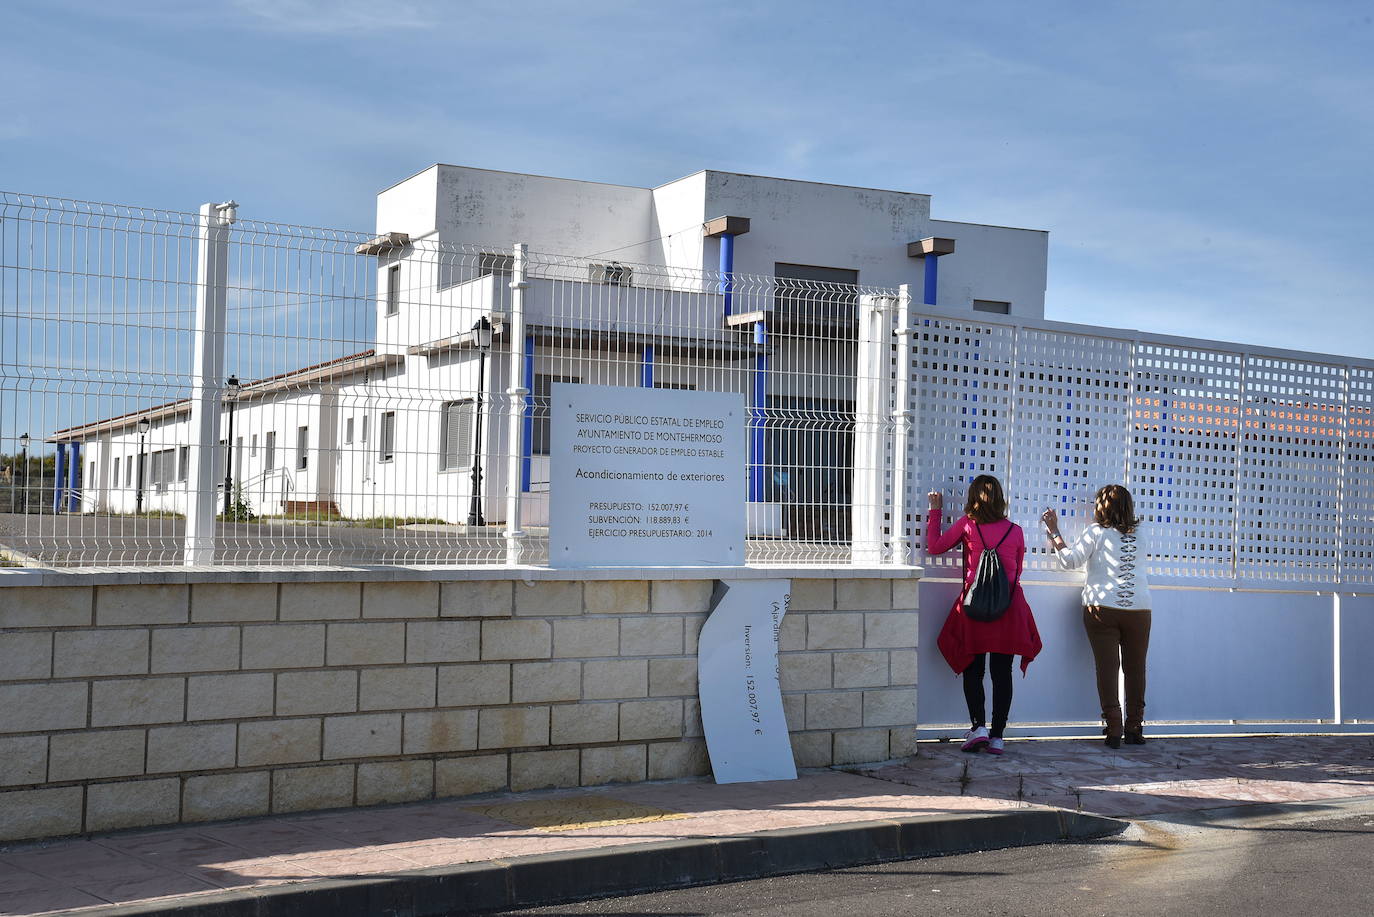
[67,808,1126,916]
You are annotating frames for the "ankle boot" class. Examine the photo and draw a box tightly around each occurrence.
[1102,706,1123,749]
[1124,706,1146,745]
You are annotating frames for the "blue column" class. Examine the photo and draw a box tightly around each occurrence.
[67,444,81,512]
[520,334,535,493]
[748,322,767,502]
[54,443,67,513]
[923,254,940,306]
[641,343,655,388]
[719,233,736,316]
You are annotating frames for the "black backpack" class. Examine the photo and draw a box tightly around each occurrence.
[963,523,1014,622]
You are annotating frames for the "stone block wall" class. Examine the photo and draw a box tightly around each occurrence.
[0,571,917,841]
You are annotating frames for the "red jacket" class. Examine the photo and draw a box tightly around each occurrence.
[926,510,1042,675]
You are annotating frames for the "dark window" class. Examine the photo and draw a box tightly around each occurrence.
[774,263,859,325]
[177,446,189,482]
[296,426,309,470]
[379,412,396,461]
[588,262,632,285]
[532,374,581,456]
[265,431,276,471]
[385,265,401,316]
[765,395,855,541]
[973,300,1011,314]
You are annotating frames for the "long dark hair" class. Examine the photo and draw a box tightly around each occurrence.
[1094,484,1140,533]
[964,475,1008,524]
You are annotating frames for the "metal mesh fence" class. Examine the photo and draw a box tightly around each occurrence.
[0,192,896,567]
[3,190,1371,586]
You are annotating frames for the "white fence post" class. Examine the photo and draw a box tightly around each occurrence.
[504,242,529,566]
[891,284,914,564]
[183,202,235,565]
[852,293,894,564]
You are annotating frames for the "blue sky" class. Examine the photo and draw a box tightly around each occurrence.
[3,0,1372,359]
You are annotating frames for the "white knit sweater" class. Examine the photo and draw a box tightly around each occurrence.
[1054,523,1152,610]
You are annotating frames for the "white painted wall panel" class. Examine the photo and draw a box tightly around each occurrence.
[1338,593,1374,721]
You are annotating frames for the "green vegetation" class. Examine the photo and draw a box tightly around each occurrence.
[219,484,257,523]
[347,516,448,528]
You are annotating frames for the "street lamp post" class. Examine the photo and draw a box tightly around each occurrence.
[18,433,30,514]
[467,316,494,527]
[134,418,151,515]
[222,376,241,518]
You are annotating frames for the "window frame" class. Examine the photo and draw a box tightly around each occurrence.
[379,411,396,462]
[439,399,476,472]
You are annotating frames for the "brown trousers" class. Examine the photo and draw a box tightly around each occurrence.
[1082,605,1152,726]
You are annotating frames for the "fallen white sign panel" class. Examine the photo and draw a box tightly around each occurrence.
[697,579,797,784]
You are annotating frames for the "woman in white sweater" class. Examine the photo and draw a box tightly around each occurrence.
[1041,486,1152,748]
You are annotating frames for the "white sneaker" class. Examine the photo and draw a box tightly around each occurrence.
[960,726,990,752]
[986,737,1005,756]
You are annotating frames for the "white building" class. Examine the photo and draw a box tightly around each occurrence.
[49,166,1050,533]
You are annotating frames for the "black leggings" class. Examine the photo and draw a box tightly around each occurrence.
[963,653,1014,738]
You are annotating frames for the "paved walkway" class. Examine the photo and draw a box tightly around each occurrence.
[3,735,1373,915]
[860,734,1374,817]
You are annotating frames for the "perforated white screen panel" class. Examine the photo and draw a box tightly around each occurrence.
[907,312,1373,593]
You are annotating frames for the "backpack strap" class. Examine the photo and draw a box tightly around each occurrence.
[973,521,1014,550]
[991,523,1014,550]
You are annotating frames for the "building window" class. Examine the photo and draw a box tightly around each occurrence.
[151,448,176,492]
[88,461,95,490]
[361,415,369,443]
[251,433,258,457]
[973,300,1011,314]
[440,400,475,471]
[532,374,580,456]
[385,264,401,316]
[654,382,697,390]
[125,456,133,487]
[379,412,396,462]
[265,431,276,471]
[344,417,354,444]
[114,457,121,488]
[588,262,632,285]
[774,262,859,324]
[177,446,189,482]
[235,437,243,477]
[479,252,514,277]
[296,426,309,470]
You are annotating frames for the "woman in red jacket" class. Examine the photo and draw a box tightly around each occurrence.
[926,475,1042,755]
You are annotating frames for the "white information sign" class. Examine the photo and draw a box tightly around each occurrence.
[549,383,745,568]
[697,579,796,784]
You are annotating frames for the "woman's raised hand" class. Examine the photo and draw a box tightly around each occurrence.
[1040,508,1059,532]
[927,491,942,512]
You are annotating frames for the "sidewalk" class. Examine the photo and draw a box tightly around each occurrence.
[3,734,1372,916]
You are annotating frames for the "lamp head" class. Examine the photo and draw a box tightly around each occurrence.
[137,418,151,435]
[224,375,242,402]
[472,315,494,350]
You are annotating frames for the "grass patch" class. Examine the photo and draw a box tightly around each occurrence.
[347,516,449,528]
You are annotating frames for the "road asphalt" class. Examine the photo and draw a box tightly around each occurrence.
[505,799,1374,916]
[4,734,1373,915]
